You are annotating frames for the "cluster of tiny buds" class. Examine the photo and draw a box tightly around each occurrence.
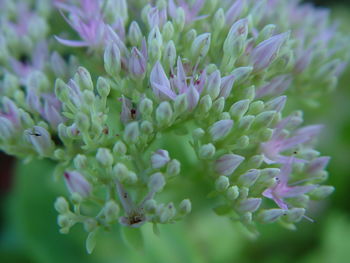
[0,0,347,253]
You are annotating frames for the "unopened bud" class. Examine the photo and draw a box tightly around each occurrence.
[226,186,240,201]
[236,198,261,213]
[128,21,143,46]
[104,200,120,223]
[215,154,245,176]
[191,33,211,58]
[141,120,154,134]
[74,154,88,170]
[123,121,139,143]
[54,197,69,214]
[215,176,230,192]
[309,186,335,200]
[199,143,216,159]
[151,149,170,169]
[104,42,121,77]
[75,67,93,91]
[258,209,286,223]
[96,148,114,167]
[156,101,173,126]
[179,199,192,215]
[148,172,165,192]
[166,159,181,176]
[238,169,260,187]
[113,141,127,156]
[139,98,153,116]
[209,120,233,141]
[97,77,110,98]
[206,70,221,99]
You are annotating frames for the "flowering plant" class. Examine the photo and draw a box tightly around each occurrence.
[0,0,348,253]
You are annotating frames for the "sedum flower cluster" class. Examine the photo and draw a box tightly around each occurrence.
[0,0,348,252]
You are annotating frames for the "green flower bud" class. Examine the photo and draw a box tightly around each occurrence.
[166,159,181,176]
[148,172,165,193]
[75,67,93,91]
[76,113,90,132]
[285,208,305,223]
[54,149,66,160]
[96,148,114,167]
[162,21,175,41]
[83,90,95,105]
[174,7,185,31]
[128,21,143,46]
[54,197,69,214]
[215,176,230,192]
[139,98,153,116]
[260,128,273,141]
[141,120,154,134]
[113,141,127,156]
[163,40,177,68]
[104,200,120,223]
[229,99,250,120]
[71,192,83,205]
[104,42,121,77]
[252,111,276,129]
[242,85,256,101]
[257,24,276,43]
[179,199,192,215]
[58,214,72,229]
[174,93,188,115]
[97,77,110,98]
[236,135,250,149]
[309,186,335,200]
[159,203,176,223]
[232,67,253,85]
[55,79,69,102]
[213,8,225,30]
[220,112,231,120]
[238,169,260,187]
[123,122,140,143]
[156,101,173,126]
[212,97,225,115]
[191,33,211,58]
[206,70,221,99]
[199,143,216,159]
[113,163,129,181]
[148,26,163,48]
[198,94,212,114]
[248,100,264,115]
[226,186,240,201]
[236,198,261,213]
[193,128,205,139]
[144,199,157,214]
[258,209,286,223]
[185,29,197,44]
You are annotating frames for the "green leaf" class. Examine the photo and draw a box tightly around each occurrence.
[121,227,144,250]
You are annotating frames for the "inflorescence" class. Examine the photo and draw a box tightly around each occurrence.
[0,0,348,253]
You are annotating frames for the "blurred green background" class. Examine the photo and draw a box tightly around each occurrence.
[1,1,350,263]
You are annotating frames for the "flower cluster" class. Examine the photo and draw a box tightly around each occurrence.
[0,0,348,252]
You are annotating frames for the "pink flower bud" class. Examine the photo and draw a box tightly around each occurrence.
[64,171,91,197]
[151,149,170,169]
[129,47,147,80]
[251,32,289,71]
[215,154,245,176]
